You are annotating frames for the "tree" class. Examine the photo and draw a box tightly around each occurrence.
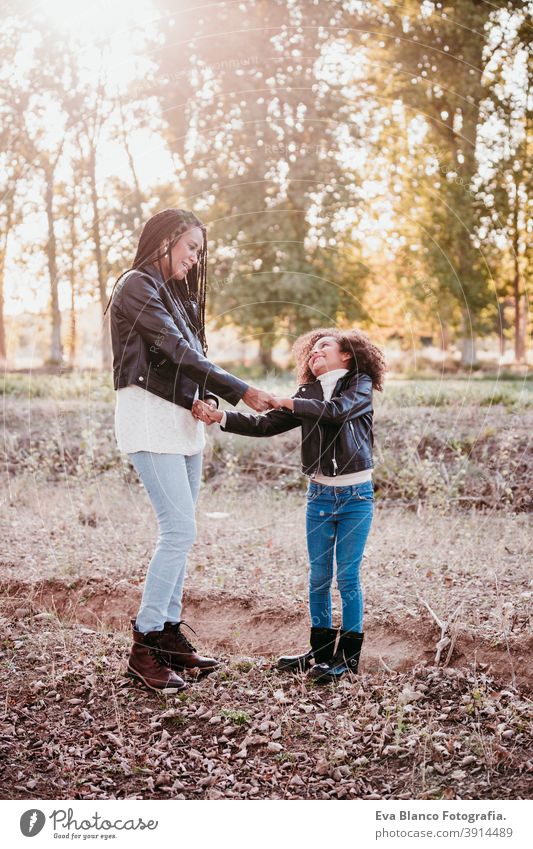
[150,0,370,369]
[22,128,66,366]
[342,0,528,365]
[0,18,30,364]
[478,6,532,363]
[18,26,82,365]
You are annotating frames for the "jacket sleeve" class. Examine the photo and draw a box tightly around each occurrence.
[292,374,373,424]
[202,393,219,407]
[222,408,301,437]
[116,272,248,406]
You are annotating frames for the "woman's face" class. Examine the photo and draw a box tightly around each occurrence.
[308,336,351,377]
[161,226,203,280]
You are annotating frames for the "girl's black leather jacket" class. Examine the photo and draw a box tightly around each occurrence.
[222,369,374,477]
[109,264,249,410]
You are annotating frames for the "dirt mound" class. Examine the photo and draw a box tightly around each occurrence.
[2,578,529,691]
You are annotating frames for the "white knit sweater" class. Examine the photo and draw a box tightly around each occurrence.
[114,385,205,455]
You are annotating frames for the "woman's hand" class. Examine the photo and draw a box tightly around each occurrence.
[192,399,221,424]
[242,386,284,412]
[277,397,294,411]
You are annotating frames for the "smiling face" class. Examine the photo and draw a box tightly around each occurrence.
[160,226,204,280]
[308,335,352,377]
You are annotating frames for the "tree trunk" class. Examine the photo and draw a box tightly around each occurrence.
[67,203,77,368]
[0,280,5,366]
[460,310,476,368]
[0,193,15,365]
[257,336,275,372]
[439,324,451,352]
[517,294,527,365]
[117,97,144,228]
[68,271,77,368]
[512,203,525,364]
[0,236,7,365]
[88,148,111,370]
[44,171,62,366]
[512,268,522,363]
[101,311,112,372]
[498,302,506,357]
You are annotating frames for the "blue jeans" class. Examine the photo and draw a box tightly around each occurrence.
[128,451,203,633]
[306,480,374,633]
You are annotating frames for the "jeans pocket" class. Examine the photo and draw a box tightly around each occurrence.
[354,482,374,501]
[307,487,323,503]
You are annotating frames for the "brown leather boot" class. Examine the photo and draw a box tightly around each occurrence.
[127,620,187,692]
[157,621,219,674]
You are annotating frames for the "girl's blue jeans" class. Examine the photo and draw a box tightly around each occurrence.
[306,480,374,633]
[128,451,203,634]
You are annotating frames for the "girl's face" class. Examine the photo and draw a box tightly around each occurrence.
[160,226,203,280]
[308,336,352,377]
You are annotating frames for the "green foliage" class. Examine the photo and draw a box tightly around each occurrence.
[219,708,252,725]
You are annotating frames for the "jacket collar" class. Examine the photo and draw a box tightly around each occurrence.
[141,263,165,286]
[300,366,358,390]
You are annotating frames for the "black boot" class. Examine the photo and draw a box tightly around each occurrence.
[277,627,337,672]
[309,630,364,683]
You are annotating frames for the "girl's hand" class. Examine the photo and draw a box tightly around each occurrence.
[205,405,223,423]
[278,397,294,411]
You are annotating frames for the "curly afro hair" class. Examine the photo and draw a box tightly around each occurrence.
[293,327,386,390]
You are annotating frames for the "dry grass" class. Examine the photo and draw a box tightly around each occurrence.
[3,392,531,510]
[1,380,531,800]
[1,474,530,651]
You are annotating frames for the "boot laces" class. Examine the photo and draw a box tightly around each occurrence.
[174,620,198,652]
[142,634,171,668]
[151,649,169,668]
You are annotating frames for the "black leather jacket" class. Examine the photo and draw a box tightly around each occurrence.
[222,370,374,477]
[109,264,249,409]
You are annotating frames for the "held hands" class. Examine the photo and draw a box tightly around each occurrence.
[192,389,294,424]
[191,399,222,424]
[242,386,286,413]
[275,397,294,411]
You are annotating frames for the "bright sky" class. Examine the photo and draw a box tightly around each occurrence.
[5,0,175,314]
[40,0,173,189]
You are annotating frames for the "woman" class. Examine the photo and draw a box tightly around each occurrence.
[198,328,386,682]
[106,208,279,692]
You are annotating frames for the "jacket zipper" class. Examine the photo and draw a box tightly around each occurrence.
[317,423,323,474]
[332,376,346,475]
[349,420,360,449]
[331,375,348,475]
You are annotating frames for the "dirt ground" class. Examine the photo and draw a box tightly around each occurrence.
[1,472,531,800]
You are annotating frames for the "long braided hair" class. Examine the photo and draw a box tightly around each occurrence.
[104,208,208,353]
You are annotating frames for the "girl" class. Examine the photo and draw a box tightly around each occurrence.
[199,328,386,682]
[106,208,279,692]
